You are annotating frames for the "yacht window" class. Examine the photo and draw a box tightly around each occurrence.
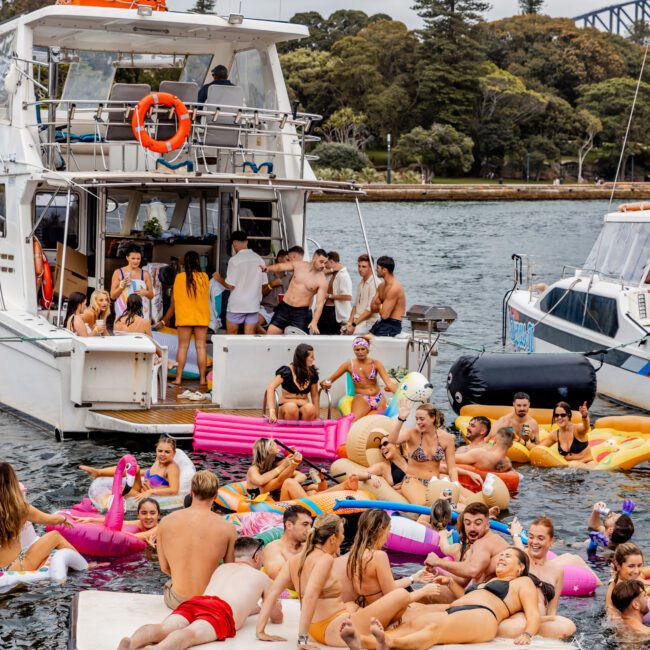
[61,51,117,105]
[230,49,275,109]
[180,54,213,87]
[0,184,5,237]
[0,31,16,122]
[33,192,79,250]
[583,294,619,338]
[540,288,618,337]
[621,222,650,285]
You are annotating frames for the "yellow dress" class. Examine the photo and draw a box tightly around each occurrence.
[173,272,210,327]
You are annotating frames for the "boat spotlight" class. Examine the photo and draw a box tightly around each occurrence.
[228,13,244,24]
[137,4,153,16]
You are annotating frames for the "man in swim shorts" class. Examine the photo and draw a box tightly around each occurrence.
[454,427,514,472]
[425,502,509,596]
[157,470,237,609]
[262,504,313,579]
[611,580,650,638]
[118,537,283,650]
[264,249,329,335]
[489,392,540,448]
[370,255,405,337]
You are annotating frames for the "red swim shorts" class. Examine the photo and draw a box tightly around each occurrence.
[172,595,236,640]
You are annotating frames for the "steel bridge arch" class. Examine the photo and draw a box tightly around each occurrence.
[574,0,650,34]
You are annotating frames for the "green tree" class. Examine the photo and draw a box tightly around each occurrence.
[0,0,49,20]
[319,108,368,148]
[413,0,491,134]
[627,20,650,45]
[311,142,370,171]
[575,109,603,182]
[394,123,474,181]
[519,0,544,14]
[191,0,215,13]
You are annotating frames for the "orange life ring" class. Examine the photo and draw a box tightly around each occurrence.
[131,92,191,154]
[34,238,53,308]
[618,202,650,212]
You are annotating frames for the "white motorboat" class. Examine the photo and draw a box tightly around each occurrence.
[506,202,650,412]
[0,0,447,438]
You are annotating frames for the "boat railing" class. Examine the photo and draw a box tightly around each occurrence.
[25,98,322,177]
[564,265,625,288]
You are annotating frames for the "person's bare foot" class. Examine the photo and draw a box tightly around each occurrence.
[117,638,131,650]
[171,379,182,386]
[340,618,362,650]
[370,618,389,650]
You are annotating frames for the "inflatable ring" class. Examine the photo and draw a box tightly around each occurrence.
[132,92,191,154]
[34,238,53,308]
[345,414,394,466]
[0,548,87,592]
[456,463,520,494]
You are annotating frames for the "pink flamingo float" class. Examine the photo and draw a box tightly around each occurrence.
[47,454,146,557]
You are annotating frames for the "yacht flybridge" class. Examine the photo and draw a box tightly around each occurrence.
[0,0,428,438]
[507,203,650,412]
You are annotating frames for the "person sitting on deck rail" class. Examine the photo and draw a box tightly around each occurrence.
[369,256,406,337]
[198,64,234,104]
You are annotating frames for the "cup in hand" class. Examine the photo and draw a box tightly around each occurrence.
[96,319,105,334]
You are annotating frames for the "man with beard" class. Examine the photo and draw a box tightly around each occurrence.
[489,392,540,448]
[456,417,491,453]
[612,580,650,638]
[262,505,313,579]
[369,256,405,337]
[453,427,514,472]
[424,502,509,601]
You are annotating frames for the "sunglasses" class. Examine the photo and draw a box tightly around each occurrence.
[379,441,390,448]
[554,412,568,418]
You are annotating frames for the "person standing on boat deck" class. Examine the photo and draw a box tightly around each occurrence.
[110,243,153,321]
[197,64,234,104]
[318,251,352,335]
[345,254,380,335]
[157,470,236,610]
[118,537,283,650]
[424,502,510,601]
[488,392,540,448]
[386,398,458,506]
[257,249,289,334]
[370,256,405,337]
[157,251,210,386]
[262,504,313,579]
[212,231,267,335]
[264,249,329,335]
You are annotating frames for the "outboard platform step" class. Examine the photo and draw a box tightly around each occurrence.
[70,590,576,650]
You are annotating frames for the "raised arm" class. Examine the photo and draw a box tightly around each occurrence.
[577,402,590,436]
[256,563,291,642]
[387,398,414,445]
[264,261,295,274]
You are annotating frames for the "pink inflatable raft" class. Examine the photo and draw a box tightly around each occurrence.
[193,411,354,459]
[48,454,146,557]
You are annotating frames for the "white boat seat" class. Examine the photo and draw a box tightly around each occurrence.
[156,81,199,141]
[203,84,246,147]
[105,83,151,142]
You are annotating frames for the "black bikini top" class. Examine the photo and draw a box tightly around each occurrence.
[465,579,513,614]
[530,574,556,605]
[276,365,318,396]
[390,462,406,485]
[556,430,589,457]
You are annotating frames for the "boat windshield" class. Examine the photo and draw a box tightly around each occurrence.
[582,221,650,286]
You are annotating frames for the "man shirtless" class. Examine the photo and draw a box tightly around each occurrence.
[262,505,312,579]
[424,502,509,599]
[456,416,491,453]
[456,427,514,472]
[488,392,540,448]
[118,537,283,650]
[264,249,329,335]
[611,580,650,639]
[157,470,237,609]
[370,255,406,337]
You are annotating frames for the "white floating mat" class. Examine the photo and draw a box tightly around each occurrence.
[71,590,576,650]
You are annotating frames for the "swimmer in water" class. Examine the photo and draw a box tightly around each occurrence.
[606,543,650,616]
[610,579,650,639]
[79,434,180,502]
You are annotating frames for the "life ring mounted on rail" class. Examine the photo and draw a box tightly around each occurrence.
[131,92,191,154]
[33,238,53,308]
[618,202,650,212]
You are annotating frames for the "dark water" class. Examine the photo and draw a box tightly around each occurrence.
[2,200,645,648]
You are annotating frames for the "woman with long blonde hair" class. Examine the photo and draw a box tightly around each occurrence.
[256,513,438,649]
[0,461,76,572]
[334,509,432,606]
[82,289,110,335]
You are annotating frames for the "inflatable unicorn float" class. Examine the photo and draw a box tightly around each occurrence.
[48,454,147,557]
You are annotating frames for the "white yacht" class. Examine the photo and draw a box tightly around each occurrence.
[0,0,435,438]
[506,203,650,412]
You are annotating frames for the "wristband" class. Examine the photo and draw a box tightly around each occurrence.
[405,584,414,592]
[397,417,407,423]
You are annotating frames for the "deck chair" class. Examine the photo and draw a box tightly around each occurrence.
[203,84,246,147]
[156,81,199,141]
[105,83,151,142]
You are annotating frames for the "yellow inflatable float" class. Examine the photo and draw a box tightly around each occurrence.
[332,414,510,510]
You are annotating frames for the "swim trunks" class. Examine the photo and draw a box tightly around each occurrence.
[226,311,259,325]
[269,301,312,333]
[317,304,341,335]
[164,579,188,609]
[172,595,236,640]
[370,318,402,337]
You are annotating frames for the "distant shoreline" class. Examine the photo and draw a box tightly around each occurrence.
[310,182,650,202]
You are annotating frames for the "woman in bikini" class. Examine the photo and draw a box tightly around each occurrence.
[64,292,103,337]
[266,344,320,423]
[357,433,409,491]
[321,336,397,420]
[386,399,458,506]
[256,514,439,649]
[0,461,77,573]
[334,509,433,607]
[110,242,153,321]
[537,401,592,466]
[343,547,541,650]
[79,434,180,502]
[503,516,576,640]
